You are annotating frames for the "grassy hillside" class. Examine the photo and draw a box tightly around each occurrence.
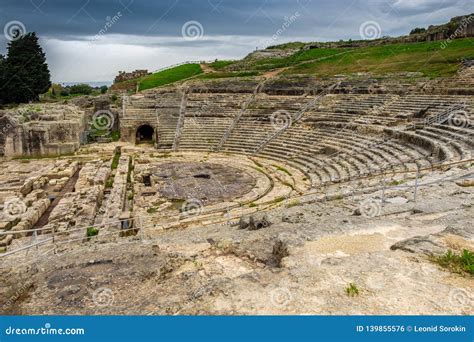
[138,63,203,91]
[285,38,474,78]
[130,37,473,91]
[208,38,473,79]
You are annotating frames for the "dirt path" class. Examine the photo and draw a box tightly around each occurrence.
[200,63,215,73]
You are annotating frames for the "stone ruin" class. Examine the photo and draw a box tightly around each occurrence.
[0,104,87,157]
[0,63,472,315]
[114,70,151,84]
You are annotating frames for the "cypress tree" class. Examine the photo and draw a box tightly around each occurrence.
[1,32,51,104]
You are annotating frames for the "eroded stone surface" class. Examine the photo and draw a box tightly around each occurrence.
[152,162,256,204]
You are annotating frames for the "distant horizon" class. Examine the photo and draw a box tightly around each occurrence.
[60,81,113,87]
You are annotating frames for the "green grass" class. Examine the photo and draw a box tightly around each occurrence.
[111,150,121,170]
[346,283,360,297]
[126,157,133,183]
[389,179,406,186]
[90,128,109,137]
[208,60,235,70]
[138,64,203,91]
[436,249,474,275]
[267,42,307,50]
[272,164,292,176]
[272,196,286,204]
[196,71,260,79]
[110,131,121,142]
[105,176,114,189]
[247,48,347,71]
[287,199,300,208]
[285,38,474,78]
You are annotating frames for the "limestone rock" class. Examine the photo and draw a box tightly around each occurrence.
[248,213,271,231]
[390,236,445,255]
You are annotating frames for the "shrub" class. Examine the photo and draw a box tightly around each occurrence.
[436,250,474,275]
[60,88,70,96]
[346,283,359,297]
[86,227,99,238]
[100,85,108,94]
[410,27,426,35]
[110,131,121,142]
[69,83,93,95]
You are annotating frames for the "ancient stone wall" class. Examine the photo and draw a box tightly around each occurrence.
[114,70,150,84]
[0,104,87,157]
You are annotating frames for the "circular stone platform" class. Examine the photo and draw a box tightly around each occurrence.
[151,162,256,204]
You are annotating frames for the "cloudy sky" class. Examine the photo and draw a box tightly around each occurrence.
[0,0,473,83]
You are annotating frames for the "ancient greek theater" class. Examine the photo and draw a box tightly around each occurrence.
[0,9,473,317]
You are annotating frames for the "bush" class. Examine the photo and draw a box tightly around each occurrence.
[60,88,70,96]
[86,227,99,238]
[410,27,426,35]
[110,131,121,142]
[437,249,474,275]
[100,85,108,94]
[69,83,93,95]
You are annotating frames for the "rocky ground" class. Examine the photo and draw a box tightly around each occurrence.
[0,165,472,315]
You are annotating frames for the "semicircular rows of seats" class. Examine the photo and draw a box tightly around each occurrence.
[132,82,473,190]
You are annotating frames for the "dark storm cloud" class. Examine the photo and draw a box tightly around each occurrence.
[0,0,472,82]
[0,0,469,40]
[0,0,306,37]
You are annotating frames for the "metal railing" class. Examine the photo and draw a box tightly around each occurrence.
[172,88,189,151]
[215,81,265,151]
[252,82,341,155]
[1,155,472,259]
